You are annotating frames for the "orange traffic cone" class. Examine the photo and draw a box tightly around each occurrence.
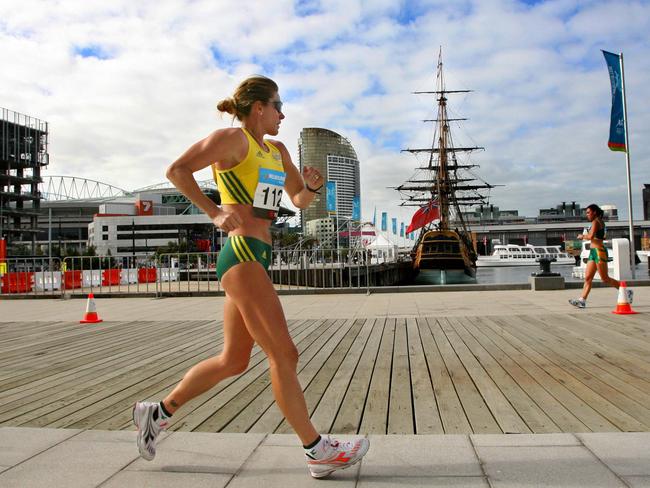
[80,293,103,323]
[612,281,638,315]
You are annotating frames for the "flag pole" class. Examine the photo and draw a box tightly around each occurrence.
[620,52,636,278]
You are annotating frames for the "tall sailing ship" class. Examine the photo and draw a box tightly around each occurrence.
[395,50,495,284]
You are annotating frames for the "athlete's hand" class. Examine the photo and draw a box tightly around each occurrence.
[302,166,323,190]
[213,210,243,233]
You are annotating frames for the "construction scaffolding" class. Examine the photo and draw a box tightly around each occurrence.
[0,107,49,253]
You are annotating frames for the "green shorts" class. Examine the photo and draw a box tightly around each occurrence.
[216,236,272,280]
[588,247,608,264]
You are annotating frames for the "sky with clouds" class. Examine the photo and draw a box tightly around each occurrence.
[1,0,649,225]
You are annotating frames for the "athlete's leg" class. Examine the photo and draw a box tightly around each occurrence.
[596,261,620,289]
[162,295,254,413]
[221,261,319,445]
[580,260,597,300]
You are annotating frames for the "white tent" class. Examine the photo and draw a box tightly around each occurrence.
[365,232,399,264]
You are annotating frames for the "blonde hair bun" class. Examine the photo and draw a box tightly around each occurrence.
[216,97,237,115]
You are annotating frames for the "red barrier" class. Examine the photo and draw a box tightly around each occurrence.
[138,267,157,283]
[63,270,83,289]
[1,272,34,294]
[102,268,121,286]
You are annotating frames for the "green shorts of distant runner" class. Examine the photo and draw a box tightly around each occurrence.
[588,246,608,264]
[216,236,272,281]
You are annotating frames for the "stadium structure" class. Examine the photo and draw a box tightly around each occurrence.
[7,175,295,257]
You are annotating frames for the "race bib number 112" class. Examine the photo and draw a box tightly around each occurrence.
[253,168,286,213]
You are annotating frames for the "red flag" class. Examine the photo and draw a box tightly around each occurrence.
[406,201,440,234]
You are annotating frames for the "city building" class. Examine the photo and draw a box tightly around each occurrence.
[11,177,295,257]
[1,108,49,253]
[304,217,336,248]
[462,205,523,224]
[298,128,361,230]
[601,204,618,220]
[538,201,586,222]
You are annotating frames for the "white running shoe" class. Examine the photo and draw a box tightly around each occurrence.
[305,436,370,478]
[569,298,586,309]
[625,288,634,304]
[133,401,168,461]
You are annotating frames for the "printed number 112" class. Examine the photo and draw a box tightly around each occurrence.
[262,187,283,207]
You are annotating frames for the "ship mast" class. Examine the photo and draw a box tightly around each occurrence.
[395,48,495,236]
[435,56,450,230]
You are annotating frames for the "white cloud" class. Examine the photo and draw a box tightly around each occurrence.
[0,0,648,223]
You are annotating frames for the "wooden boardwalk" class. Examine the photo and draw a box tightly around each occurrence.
[1,313,649,435]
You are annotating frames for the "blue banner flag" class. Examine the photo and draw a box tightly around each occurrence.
[400,222,404,237]
[392,218,397,235]
[372,207,376,226]
[326,181,337,212]
[352,196,361,221]
[381,212,387,232]
[602,50,626,152]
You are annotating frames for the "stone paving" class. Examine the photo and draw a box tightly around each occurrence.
[1,428,649,487]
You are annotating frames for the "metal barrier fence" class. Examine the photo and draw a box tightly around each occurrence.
[267,248,372,289]
[0,249,409,297]
[61,254,161,296]
[0,257,63,296]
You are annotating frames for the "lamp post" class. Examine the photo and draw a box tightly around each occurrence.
[131,219,136,265]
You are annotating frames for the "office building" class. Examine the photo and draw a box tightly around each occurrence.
[298,128,360,230]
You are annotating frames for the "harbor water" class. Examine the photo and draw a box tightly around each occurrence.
[414,262,649,285]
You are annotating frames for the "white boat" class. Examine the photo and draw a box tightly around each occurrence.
[637,250,650,263]
[477,244,575,267]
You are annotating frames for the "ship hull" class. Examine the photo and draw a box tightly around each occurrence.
[414,268,476,285]
[412,230,476,283]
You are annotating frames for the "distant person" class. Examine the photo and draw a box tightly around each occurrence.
[132,75,368,478]
[569,203,633,308]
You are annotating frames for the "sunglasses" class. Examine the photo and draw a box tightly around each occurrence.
[270,100,283,113]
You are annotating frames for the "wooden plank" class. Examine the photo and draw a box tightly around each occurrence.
[0,320,172,365]
[417,317,470,434]
[3,310,649,436]
[446,316,558,433]
[427,317,500,434]
[358,318,395,434]
[406,317,443,434]
[73,319,317,431]
[170,319,331,432]
[200,319,345,433]
[441,317,530,434]
[275,318,367,434]
[331,318,385,434]
[388,318,414,434]
[246,318,358,434]
[551,315,650,379]
[557,314,650,366]
[308,318,375,433]
[0,320,198,386]
[480,316,623,432]
[521,314,650,399]
[500,314,650,430]
[463,316,588,432]
[0,321,217,410]
[0,323,219,424]
[25,336,225,428]
[64,319,316,431]
[2,319,310,430]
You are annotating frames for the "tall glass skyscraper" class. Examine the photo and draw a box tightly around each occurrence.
[298,128,360,230]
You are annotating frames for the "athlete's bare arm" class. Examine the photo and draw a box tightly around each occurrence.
[166,128,248,231]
